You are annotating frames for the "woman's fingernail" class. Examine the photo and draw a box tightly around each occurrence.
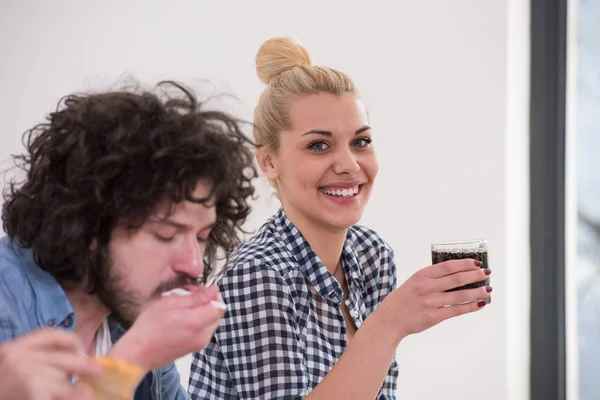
[477,300,487,308]
[484,269,492,276]
[474,260,483,267]
[486,286,493,293]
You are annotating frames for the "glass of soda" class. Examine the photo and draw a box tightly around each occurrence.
[431,239,490,303]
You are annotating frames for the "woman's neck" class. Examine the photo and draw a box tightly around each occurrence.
[282,205,347,274]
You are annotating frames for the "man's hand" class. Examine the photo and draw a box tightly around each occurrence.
[0,329,104,400]
[109,285,225,373]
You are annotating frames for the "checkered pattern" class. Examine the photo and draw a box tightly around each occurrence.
[189,208,398,399]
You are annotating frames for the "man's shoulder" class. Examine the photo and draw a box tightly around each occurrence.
[0,236,33,295]
[0,236,21,269]
[0,236,40,342]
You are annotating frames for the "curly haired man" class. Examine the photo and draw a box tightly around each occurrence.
[0,81,256,400]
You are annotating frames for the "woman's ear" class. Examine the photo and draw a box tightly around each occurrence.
[256,149,279,181]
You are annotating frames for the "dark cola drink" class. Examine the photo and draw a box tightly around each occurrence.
[431,240,490,303]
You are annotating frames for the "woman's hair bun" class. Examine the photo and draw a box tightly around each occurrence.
[255,37,313,84]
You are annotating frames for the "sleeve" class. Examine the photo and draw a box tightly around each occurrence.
[379,245,397,303]
[156,362,190,400]
[0,281,18,344]
[189,262,308,400]
[377,244,399,399]
[189,335,238,399]
[0,315,17,344]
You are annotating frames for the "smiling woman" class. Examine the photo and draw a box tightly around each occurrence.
[260,92,378,233]
[189,37,492,400]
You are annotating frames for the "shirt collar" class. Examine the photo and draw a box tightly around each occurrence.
[274,208,364,304]
[108,316,126,342]
[10,238,75,329]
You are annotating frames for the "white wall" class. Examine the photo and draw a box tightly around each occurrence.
[0,1,529,399]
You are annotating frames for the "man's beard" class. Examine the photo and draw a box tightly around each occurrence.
[96,262,198,330]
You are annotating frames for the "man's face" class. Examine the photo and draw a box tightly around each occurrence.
[99,179,216,327]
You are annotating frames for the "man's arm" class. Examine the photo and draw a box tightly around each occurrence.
[0,286,19,343]
[157,362,190,400]
[107,285,224,399]
[0,317,16,343]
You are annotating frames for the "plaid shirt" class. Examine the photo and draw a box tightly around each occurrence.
[189,208,398,399]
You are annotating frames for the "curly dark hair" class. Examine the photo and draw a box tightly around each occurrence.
[2,81,257,292]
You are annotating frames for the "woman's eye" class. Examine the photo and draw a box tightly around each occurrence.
[308,141,329,152]
[353,137,373,147]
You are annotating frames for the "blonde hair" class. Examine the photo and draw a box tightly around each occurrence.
[253,37,357,150]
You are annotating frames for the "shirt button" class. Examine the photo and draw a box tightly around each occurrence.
[47,319,55,327]
[351,310,359,319]
[63,316,73,327]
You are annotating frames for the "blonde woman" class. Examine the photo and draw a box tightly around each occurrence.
[189,37,492,400]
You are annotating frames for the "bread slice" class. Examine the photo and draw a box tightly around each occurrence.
[81,356,143,400]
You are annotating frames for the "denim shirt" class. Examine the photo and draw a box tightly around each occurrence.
[0,236,190,400]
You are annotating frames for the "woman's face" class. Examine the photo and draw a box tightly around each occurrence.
[258,93,379,232]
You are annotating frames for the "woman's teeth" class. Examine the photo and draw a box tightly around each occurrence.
[321,186,360,198]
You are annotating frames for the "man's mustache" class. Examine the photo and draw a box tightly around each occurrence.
[152,274,199,297]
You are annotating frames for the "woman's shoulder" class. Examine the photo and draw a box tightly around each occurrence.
[218,216,296,281]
